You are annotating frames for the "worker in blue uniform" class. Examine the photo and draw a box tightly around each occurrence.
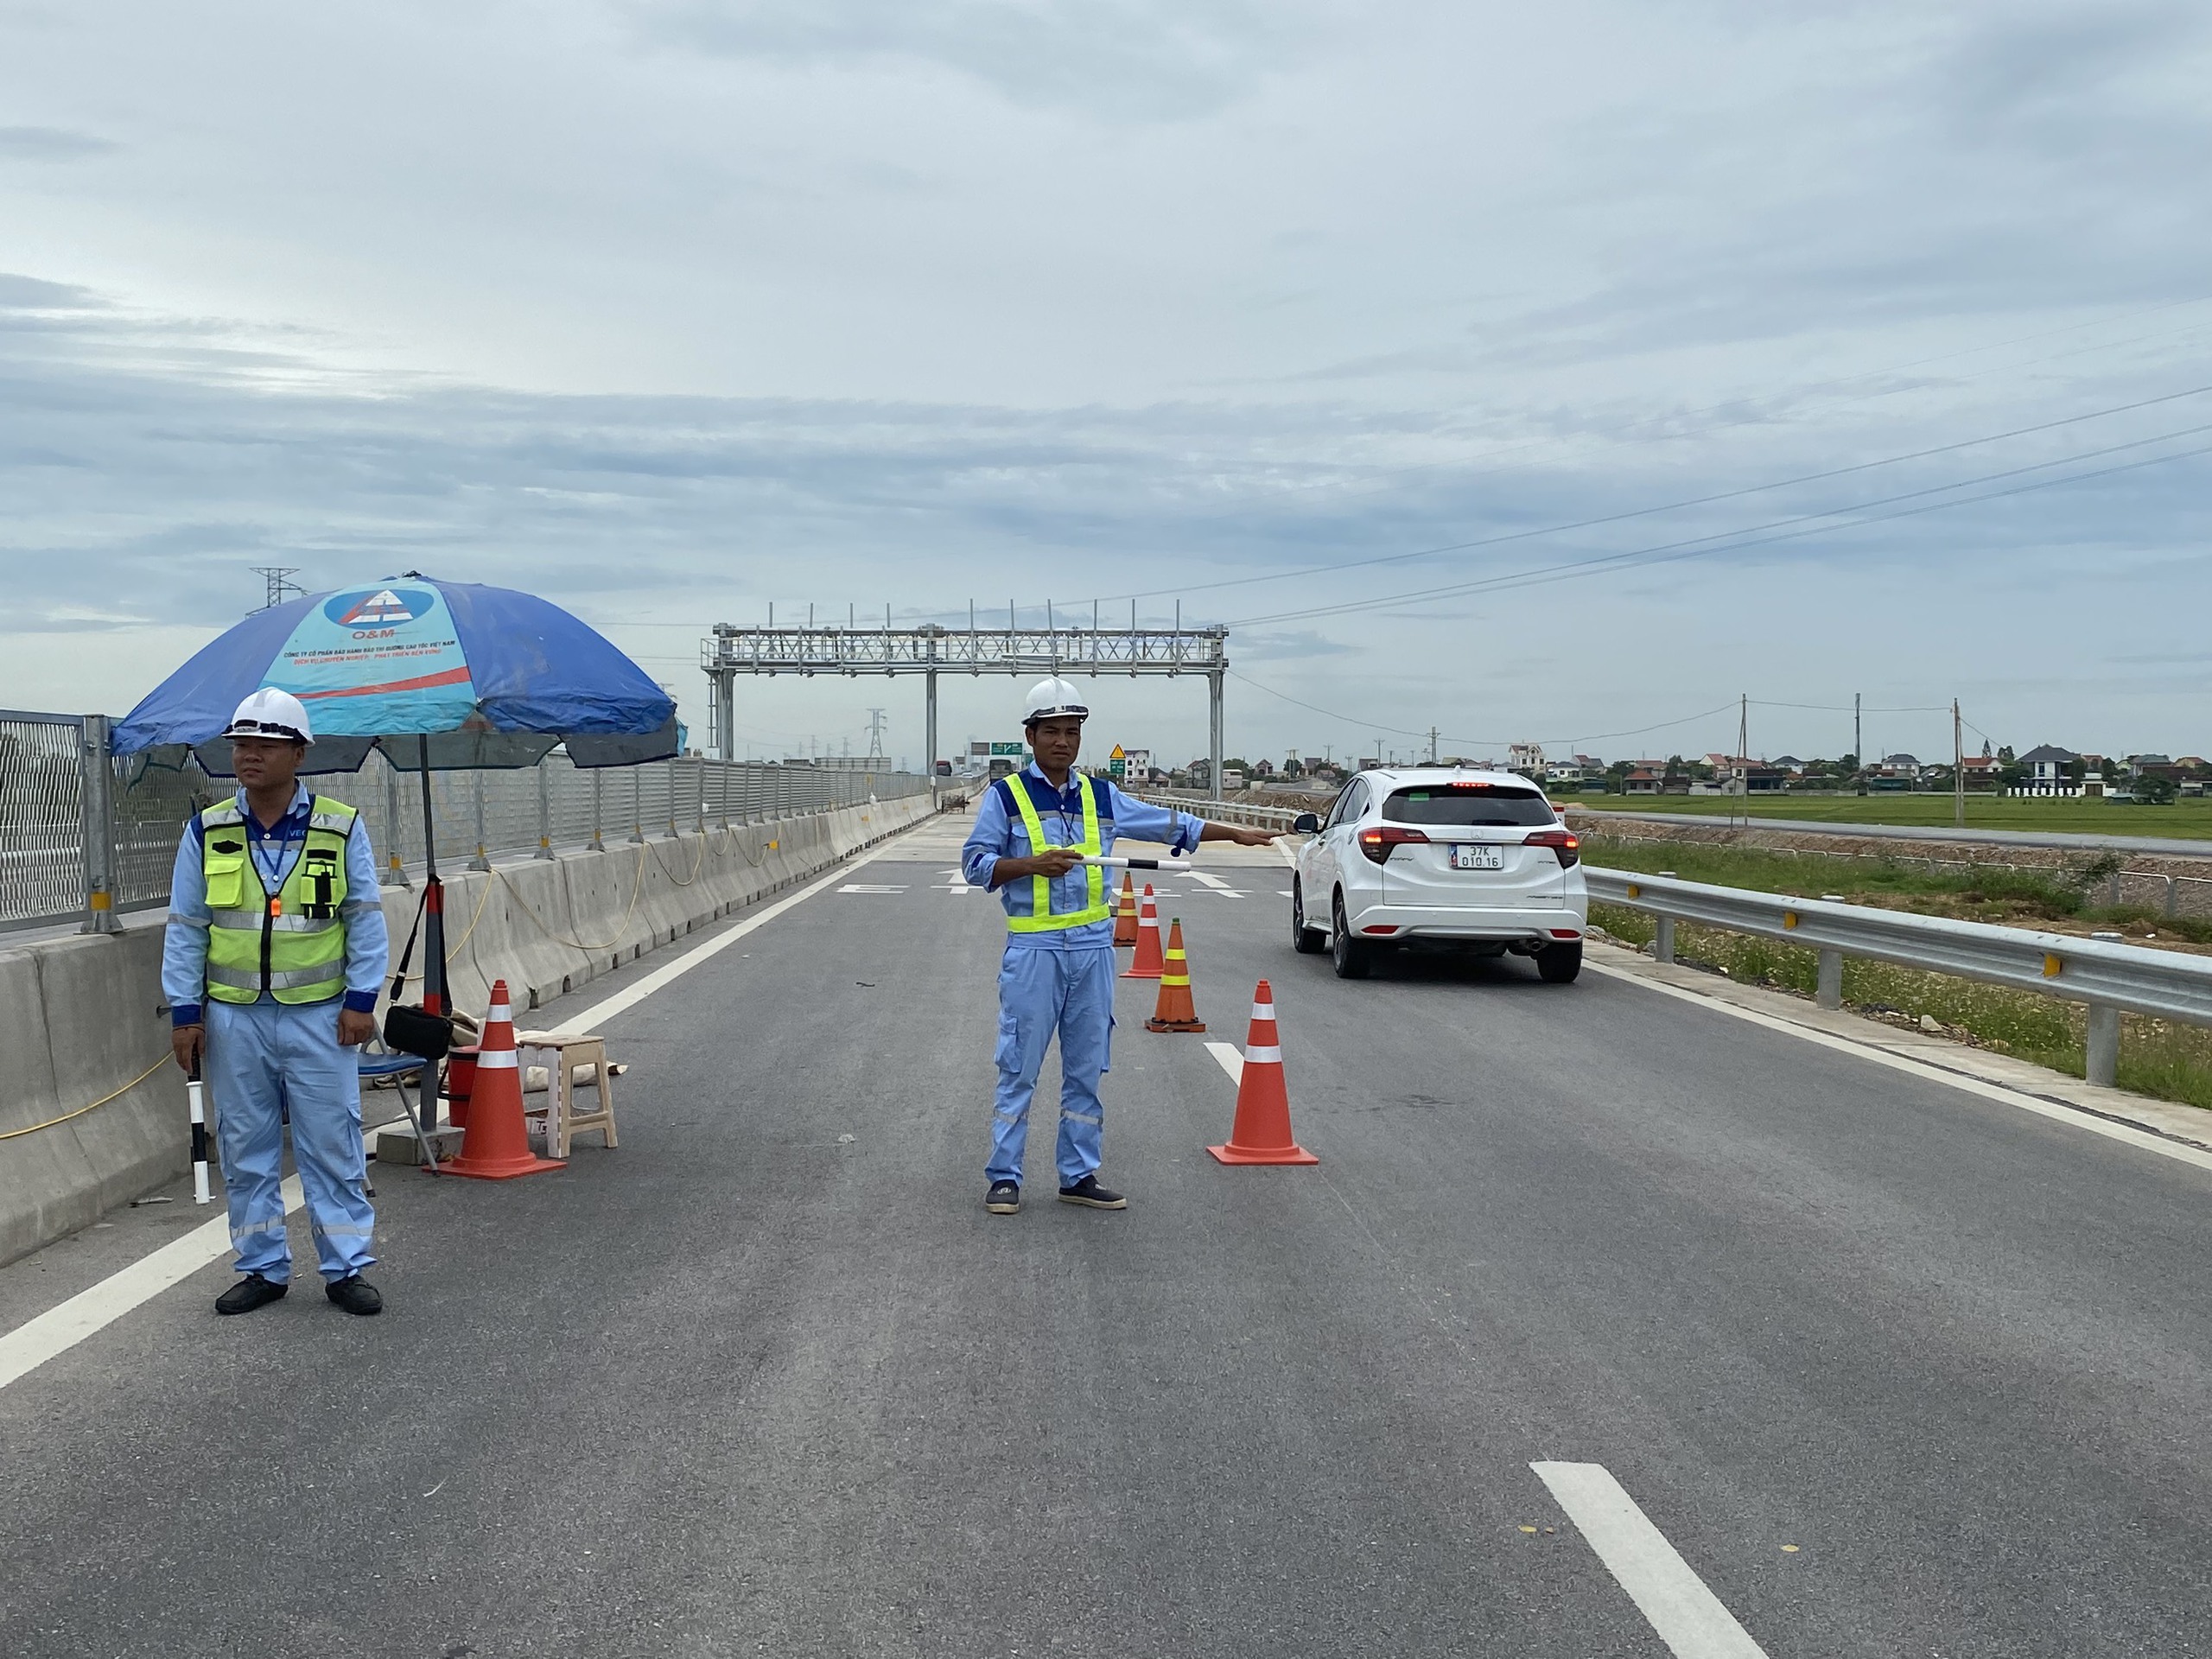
[963,677,1278,1214]
[164,689,391,1316]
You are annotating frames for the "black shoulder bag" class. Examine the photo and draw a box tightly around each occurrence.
[381,888,454,1061]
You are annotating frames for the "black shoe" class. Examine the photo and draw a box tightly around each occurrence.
[1057,1174,1127,1210]
[325,1274,383,1316]
[215,1274,288,1316]
[985,1180,1020,1215]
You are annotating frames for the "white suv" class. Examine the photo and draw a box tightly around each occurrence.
[1288,767,1586,982]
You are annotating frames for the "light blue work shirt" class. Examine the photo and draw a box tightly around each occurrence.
[962,765,1205,948]
[162,779,390,1027]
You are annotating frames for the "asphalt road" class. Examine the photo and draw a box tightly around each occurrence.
[2,819,2208,1656]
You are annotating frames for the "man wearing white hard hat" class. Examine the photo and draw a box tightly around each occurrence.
[162,688,390,1316]
[962,677,1278,1213]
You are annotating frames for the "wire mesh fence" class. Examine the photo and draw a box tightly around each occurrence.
[0,710,930,933]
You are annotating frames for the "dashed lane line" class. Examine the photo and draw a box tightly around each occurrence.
[1205,1041,1245,1084]
[0,1178,305,1394]
[1531,1461,1771,1659]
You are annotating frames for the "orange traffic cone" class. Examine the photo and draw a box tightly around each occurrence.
[1145,919,1207,1032]
[1121,885,1165,980]
[440,980,565,1180]
[1208,980,1317,1165]
[1113,874,1138,945]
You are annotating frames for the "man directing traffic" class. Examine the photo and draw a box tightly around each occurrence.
[963,677,1277,1214]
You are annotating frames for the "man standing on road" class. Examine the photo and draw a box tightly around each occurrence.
[163,689,391,1316]
[963,677,1278,1215]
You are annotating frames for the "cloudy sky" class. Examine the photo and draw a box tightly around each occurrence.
[4,0,2210,769]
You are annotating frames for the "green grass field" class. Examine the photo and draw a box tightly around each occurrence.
[1565,791,2212,839]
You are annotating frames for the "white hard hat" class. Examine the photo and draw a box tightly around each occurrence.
[1021,677,1090,724]
[220,687,314,745]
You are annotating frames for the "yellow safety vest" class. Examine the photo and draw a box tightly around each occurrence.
[1006,773,1110,933]
[200,795,358,1006]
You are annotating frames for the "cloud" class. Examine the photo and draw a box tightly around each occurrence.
[620,0,1307,120]
[0,124,117,162]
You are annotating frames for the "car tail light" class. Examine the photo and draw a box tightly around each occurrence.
[1524,828,1580,868]
[1357,824,1428,864]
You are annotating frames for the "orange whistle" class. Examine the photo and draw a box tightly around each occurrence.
[268,896,283,918]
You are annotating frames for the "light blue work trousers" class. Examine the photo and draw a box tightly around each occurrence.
[206,998,377,1283]
[988,943,1117,1189]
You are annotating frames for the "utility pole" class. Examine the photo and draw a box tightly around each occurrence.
[1427,726,1440,765]
[1853,691,1864,795]
[1736,692,1750,829]
[865,707,887,762]
[1954,699,1965,828]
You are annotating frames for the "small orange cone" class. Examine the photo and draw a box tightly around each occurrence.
[1208,980,1317,1165]
[1113,874,1138,945]
[440,980,565,1180]
[1121,885,1165,979]
[1145,918,1207,1032]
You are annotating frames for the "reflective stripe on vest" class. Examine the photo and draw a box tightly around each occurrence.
[199,794,358,1005]
[1005,774,1110,933]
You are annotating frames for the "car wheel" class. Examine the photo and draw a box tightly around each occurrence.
[1535,941,1582,984]
[1331,892,1371,979]
[1291,878,1325,953]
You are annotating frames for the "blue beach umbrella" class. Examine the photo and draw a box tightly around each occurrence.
[116,573,676,1027]
[114,573,676,774]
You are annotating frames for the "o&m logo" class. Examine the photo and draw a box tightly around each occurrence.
[323,587,435,631]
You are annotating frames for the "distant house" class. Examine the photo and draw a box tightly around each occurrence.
[2013,744,2081,796]
[1249,758,1274,779]
[1958,753,1999,790]
[1623,767,1662,795]
[1770,755,1806,771]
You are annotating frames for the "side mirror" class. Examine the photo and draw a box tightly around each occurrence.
[1292,812,1321,833]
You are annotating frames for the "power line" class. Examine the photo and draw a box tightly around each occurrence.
[1001,380,2212,620]
[1224,425,2212,630]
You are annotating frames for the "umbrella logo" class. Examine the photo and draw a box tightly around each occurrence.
[324,587,434,629]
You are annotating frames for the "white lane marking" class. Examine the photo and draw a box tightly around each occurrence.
[1531,1461,1770,1659]
[0,1176,304,1394]
[1205,1041,1244,1084]
[1584,957,2212,1177]
[1188,870,1235,890]
[1277,889,1294,898]
[838,884,908,893]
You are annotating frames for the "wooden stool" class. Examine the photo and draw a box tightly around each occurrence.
[515,1032,619,1157]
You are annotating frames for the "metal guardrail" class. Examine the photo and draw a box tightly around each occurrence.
[1585,867,2212,1086]
[1,707,931,937]
[1129,792,1306,832]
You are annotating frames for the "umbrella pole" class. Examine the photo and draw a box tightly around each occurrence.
[416,736,449,1141]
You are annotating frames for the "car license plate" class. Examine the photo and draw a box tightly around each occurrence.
[1449,844,1503,870]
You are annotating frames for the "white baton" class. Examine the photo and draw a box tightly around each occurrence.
[187,1063,211,1205]
[1079,856,1193,873]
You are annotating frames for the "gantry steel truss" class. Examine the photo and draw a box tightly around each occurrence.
[700,621,1231,799]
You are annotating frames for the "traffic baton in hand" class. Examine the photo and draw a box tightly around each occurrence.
[188,1059,211,1205]
[1080,855,1193,873]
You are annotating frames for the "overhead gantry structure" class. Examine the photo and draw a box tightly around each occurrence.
[700,614,1230,800]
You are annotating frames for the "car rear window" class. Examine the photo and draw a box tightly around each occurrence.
[1382,785,1554,827]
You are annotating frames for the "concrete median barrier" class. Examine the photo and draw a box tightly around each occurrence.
[0,791,944,1268]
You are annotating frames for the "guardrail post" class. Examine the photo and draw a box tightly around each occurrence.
[534,757,555,859]
[696,756,708,836]
[590,768,606,852]
[79,714,121,935]
[629,766,646,844]
[2107,870,2123,908]
[2085,1002,2120,1087]
[1816,948,1843,1010]
[1653,915,1675,965]
[2164,875,2178,920]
